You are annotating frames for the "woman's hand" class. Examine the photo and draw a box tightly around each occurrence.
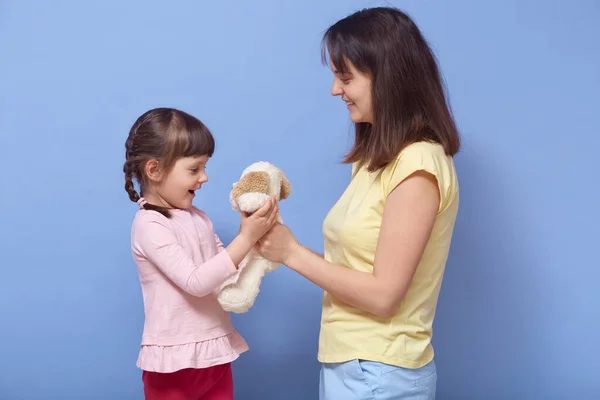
[238,197,279,245]
[255,223,300,265]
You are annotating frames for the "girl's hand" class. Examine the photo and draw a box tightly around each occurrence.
[239,197,279,245]
[255,223,299,265]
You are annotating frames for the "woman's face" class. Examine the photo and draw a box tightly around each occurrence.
[329,58,373,124]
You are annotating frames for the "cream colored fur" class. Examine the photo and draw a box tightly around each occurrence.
[217,161,290,313]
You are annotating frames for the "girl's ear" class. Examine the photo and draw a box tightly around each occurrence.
[144,159,164,183]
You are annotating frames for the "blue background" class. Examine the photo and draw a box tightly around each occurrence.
[1,0,599,399]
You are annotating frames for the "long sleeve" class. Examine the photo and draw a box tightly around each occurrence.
[132,213,237,297]
[214,232,226,253]
[195,206,227,254]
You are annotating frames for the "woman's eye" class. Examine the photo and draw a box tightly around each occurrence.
[340,75,352,84]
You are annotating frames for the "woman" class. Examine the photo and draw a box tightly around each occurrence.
[256,7,460,399]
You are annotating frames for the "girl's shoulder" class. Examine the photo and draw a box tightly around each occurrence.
[132,208,169,224]
[186,206,218,232]
[132,206,206,220]
[131,206,214,230]
[188,205,207,217]
[188,206,212,225]
[131,209,171,238]
[130,207,213,243]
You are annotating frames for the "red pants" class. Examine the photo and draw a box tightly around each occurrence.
[142,363,233,400]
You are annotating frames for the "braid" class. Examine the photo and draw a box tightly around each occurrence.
[124,124,142,204]
[123,155,172,218]
[123,160,140,203]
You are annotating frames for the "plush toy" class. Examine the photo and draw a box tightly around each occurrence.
[217,161,291,313]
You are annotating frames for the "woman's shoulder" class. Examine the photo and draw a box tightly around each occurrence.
[388,140,453,173]
[381,140,458,205]
[398,140,448,159]
[352,141,449,177]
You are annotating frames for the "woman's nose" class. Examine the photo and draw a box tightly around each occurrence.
[331,81,343,96]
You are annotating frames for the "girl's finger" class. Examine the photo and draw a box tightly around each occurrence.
[253,198,272,217]
[267,203,278,222]
[267,208,278,227]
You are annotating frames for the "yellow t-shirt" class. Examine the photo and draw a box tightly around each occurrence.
[318,141,459,368]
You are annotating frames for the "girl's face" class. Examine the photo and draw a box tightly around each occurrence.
[144,155,209,210]
[329,59,373,124]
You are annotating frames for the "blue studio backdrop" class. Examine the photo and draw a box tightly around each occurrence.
[0,0,599,399]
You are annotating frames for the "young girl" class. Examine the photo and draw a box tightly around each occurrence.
[255,7,460,399]
[123,107,279,400]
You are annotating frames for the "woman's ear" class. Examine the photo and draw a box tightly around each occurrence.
[144,159,164,183]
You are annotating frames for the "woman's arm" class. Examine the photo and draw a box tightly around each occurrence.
[308,249,324,258]
[267,170,440,317]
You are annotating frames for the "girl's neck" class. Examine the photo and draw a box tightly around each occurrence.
[142,190,173,209]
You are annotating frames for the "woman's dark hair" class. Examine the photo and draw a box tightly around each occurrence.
[322,6,460,172]
[123,107,215,218]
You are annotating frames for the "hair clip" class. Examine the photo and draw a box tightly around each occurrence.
[137,197,148,208]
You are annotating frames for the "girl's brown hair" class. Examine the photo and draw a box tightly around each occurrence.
[322,7,461,172]
[123,107,215,218]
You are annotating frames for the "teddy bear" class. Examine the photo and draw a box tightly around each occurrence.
[217,161,291,313]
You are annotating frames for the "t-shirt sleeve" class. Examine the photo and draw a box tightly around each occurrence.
[381,142,456,213]
[132,213,237,297]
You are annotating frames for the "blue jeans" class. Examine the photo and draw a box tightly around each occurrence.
[319,359,437,400]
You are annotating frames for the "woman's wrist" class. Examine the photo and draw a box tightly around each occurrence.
[283,242,304,269]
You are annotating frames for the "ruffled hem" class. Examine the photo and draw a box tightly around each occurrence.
[137,331,249,373]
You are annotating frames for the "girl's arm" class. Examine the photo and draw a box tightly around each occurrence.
[224,234,258,266]
[134,199,278,297]
[212,221,255,267]
[134,215,242,297]
[260,170,439,317]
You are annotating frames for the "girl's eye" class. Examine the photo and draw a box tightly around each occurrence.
[190,168,199,173]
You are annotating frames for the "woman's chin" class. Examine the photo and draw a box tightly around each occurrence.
[349,111,370,124]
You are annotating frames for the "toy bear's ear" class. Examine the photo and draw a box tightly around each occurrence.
[231,171,270,204]
[279,171,291,200]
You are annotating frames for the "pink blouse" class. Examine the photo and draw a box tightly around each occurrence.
[130,205,248,373]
